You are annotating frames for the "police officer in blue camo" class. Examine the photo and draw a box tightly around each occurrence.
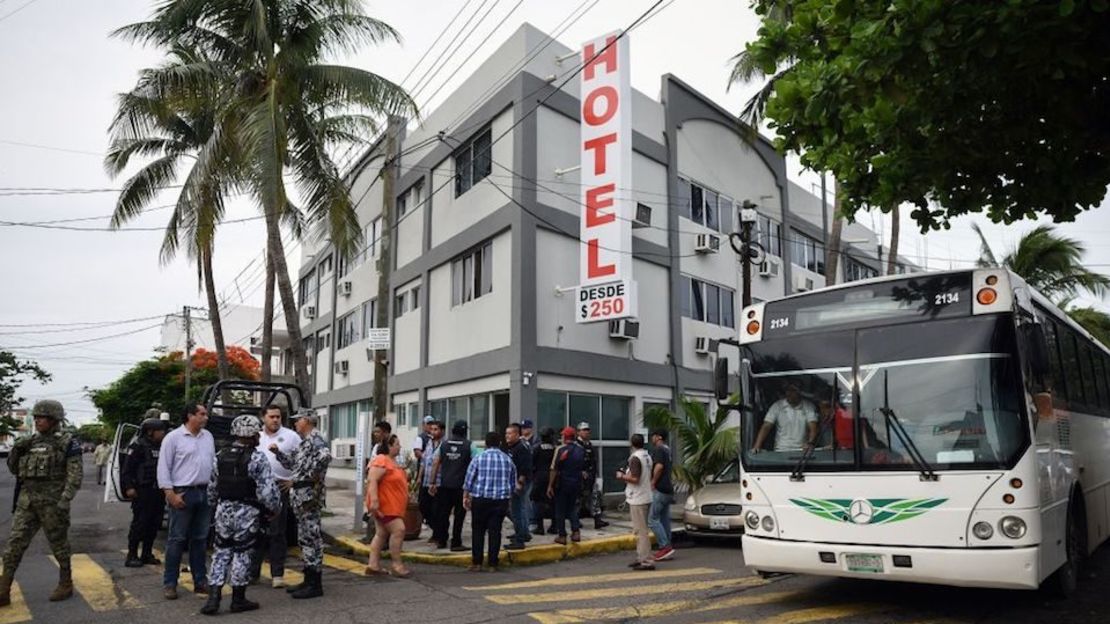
[201,415,280,616]
[271,409,330,599]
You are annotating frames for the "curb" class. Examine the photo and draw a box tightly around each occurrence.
[331,532,649,568]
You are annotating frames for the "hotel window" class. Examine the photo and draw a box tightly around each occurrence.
[454,128,492,197]
[451,241,493,306]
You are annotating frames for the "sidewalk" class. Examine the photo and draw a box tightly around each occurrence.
[321,482,675,567]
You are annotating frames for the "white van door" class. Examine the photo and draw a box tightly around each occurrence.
[104,423,140,503]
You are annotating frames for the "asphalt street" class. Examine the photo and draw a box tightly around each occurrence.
[0,460,1108,623]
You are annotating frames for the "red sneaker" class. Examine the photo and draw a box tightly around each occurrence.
[653,546,674,562]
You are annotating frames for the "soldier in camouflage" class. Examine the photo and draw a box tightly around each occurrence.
[271,409,330,600]
[0,400,83,607]
[200,415,280,616]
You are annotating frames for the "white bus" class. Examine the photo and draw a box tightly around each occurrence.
[730,268,1110,595]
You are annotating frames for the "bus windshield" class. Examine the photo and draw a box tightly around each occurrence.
[742,315,1029,472]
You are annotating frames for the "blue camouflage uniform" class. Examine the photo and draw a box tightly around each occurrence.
[273,430,330,569]
[206,443,280,588]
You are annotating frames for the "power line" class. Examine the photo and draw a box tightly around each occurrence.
[0,214,264,231]
[0,319,163,350]
[0,0,38,24]
[0,314,164,329]
[0,138,99,156]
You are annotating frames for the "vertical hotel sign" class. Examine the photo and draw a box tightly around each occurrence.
[576,31,637,323]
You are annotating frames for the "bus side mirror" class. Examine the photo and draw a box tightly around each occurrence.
[714,358,730,402]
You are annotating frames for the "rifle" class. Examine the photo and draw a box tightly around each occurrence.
[11,478,20,514]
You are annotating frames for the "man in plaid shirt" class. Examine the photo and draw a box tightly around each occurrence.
[463,431,517,571]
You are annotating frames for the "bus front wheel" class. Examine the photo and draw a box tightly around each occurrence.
[1043,499,1085,599]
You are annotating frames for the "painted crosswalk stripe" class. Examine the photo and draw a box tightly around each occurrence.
[51,554,140,611]
[757,603,887,624]
[145,548,197,595]
[528,588,792,623]
[491,576,765,606]
[289,548,368,576]
[0,582,32,624]
[259,564,305,586]
[464,567,721,591]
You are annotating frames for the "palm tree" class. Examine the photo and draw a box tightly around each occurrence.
[642,398,738,491]
[729,8,851,285]
[972,223,1110,302]
[115,0,417,394]
[105,45,237,384]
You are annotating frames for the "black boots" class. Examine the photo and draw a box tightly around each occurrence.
[290,567,323,600]
[594,518,610,529]
[229,586,258,613]
[125,549,143,568]
[200,585,222,615]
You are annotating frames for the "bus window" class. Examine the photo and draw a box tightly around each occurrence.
[1060,330,1085,406]
[1041,319,1067,401]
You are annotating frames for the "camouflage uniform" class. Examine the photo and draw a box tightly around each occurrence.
[0,400,82,606]
[206,444,280,588]
[273,423,330,598]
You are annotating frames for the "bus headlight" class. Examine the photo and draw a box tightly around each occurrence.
[972,521,994,540]
[999,516,1027,539]
[761,515,775,532]
[745,511,760,530]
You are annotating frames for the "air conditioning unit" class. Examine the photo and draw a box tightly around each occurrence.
[339,280,352,296]
[332,441,356,459]
[334,359,349,375]
[758,258,780,279]
[695,233,721,254]
[792,273,816,292]
[303,305,317,320]
[694,336,713,356]
[608,318,640,340]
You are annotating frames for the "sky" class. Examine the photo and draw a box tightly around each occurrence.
[2,0,1109,426]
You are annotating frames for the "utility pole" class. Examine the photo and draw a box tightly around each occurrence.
[731,201,761,308]
[373,118,402,427]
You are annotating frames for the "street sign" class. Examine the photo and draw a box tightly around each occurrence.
[366,328,391,351]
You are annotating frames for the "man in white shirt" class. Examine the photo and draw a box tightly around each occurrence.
[752,383,818,452]
[251,405,299,588]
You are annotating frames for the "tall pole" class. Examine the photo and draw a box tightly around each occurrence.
[737,200,758,308]
[183,305,193,402]
[373,119,400,426]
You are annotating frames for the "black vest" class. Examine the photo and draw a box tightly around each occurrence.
[439,437,472,489]
[133,439,160,488]
[216,445,257,503]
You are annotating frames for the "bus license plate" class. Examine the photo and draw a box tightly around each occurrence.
[710,517,730,530]
[845,553,884,573]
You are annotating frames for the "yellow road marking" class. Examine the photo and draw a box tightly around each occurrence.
[145,548,196,595]
[0,583,32,624]
[465,567,721,591]
[492,576,764,606]
[757,603,887,624]
[289,548,369,576]
[51,554,140,611]
[259,565,304,586]
[528,588,791,623]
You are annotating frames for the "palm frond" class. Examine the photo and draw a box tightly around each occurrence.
[300,65,417,119]
[111,154,181,227]
[104,137,189,176]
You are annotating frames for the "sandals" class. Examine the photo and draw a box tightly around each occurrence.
[364,566,387,576]
[390,568,413,579]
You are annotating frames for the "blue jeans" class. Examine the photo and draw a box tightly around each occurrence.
[163,487,211,588]
[510,482,533,542]
[553,485,582,537]
[648,490,674,549]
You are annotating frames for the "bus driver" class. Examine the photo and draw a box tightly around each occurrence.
[752,383,818,453]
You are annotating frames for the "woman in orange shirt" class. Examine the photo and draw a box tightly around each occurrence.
[365,434,412,578]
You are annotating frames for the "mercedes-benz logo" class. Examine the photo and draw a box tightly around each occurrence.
[848,499,874,525]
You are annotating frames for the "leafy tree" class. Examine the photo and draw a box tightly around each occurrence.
[642,397,738,491]
[90,346,259,431]
[115,0,417,394]
[0,352,51,438]
[75,423,111,444]
[744,1,1110,230]
[1068,307,1110,348]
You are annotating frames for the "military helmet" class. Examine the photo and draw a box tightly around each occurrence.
[140,418,169,436]
[144,408,162,420]
[31,399,66,421]
[231,414,262,438]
